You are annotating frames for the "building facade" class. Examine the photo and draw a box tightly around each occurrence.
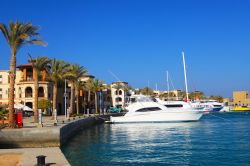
[111,81,128,108]
[233,91,250,106]
[0,64,65,114]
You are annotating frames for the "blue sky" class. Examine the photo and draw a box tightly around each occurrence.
[0,0,250,98]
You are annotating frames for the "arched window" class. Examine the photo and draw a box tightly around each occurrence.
[18,87,22,98]
[25,87,33,98]
[38,87,45,97]
[116,97,122,102]
[119,90,122,95]
[115,90,118,95]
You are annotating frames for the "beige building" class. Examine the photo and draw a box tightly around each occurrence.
[111,81,128,108]
[233,91,250,106]
[156,90,183,101]
[0,64,120,114]
[0,64,59,113]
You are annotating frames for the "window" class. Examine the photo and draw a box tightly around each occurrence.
[165,104,183,108]
[0,75,2,84]
[136,107,162,112]
[119,90,122,95]
[38,87,45,97]
[115,97,122,102]
[25,87,33,98]
[0,94,2,99]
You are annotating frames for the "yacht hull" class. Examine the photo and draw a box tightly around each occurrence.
[110,110,203,123]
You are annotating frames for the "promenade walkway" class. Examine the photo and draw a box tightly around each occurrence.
[0,114,97,166]
[0,147,70,166]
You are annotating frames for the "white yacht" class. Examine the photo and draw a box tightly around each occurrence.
[109,95,203,123]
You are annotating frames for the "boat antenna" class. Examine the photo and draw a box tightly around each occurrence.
[108,70,121,82]
[182,51,189,101]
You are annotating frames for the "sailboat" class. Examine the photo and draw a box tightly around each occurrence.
[182,52,224,112]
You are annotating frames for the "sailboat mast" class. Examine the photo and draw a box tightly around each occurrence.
[182,51,189,101]
[166,71,170,101]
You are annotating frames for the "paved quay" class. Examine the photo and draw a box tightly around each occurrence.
[0,114,107,166]
[0,147,70,166]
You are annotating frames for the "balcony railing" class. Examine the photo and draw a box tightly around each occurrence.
[25,94,32,98]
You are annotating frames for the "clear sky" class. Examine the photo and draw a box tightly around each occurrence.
[0,0,250,98]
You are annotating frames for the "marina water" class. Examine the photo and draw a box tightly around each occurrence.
[62,112,250,166]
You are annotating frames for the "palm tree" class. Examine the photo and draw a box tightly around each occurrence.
[122,84,130,109]
[85,79,94,115]
[91,79,104,114]
[29,55,50,123]
[49,59,69,119]
[139,87,154,96]
[75,80,86,115]
[65,64,87,116]
[0,21,46,127]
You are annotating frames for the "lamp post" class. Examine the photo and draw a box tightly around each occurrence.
[64,79,67,119]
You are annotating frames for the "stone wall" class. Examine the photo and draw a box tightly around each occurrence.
[0,117,104,148]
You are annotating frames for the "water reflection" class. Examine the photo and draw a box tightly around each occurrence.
[62,113,250,166]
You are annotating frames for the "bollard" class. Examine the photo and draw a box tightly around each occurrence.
[104,108,106,115]
[54,109,58,126]
[67,108,70,120]
[36,155,46,166]
[37,109,43,128]
[87,108,89,116]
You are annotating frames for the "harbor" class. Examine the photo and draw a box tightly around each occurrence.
[1,0,250,166]
[62,112,250,166]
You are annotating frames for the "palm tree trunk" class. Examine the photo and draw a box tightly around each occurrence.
[8,54,16,128]
[83,91,86,114]
[70,82,75,115]
[52,81,57,119]
[88,90,91,114]
[95,92,98,114]
[33,70,39,123]
[75,87,79,115]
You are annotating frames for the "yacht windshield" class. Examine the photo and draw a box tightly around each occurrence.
[129,95,155,103]
[136,107,162,112]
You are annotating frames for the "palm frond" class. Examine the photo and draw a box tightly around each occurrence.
[0,23,10,44]
[0,21,47,55]
[25,39,47,46]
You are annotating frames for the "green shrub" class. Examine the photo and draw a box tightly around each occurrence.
[0,105,8,120]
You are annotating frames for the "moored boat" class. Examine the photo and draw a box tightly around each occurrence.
[109,95,203,123]
[191,100,224,112]
[233,106,250,111]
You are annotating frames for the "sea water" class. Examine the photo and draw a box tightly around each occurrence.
[62,112,250,166]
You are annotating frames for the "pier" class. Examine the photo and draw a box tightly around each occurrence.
[0,114,110,165]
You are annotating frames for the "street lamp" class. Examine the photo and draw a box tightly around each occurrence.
[64,79,67,119]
